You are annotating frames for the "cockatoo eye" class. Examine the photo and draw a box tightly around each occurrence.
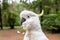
[27,16,30,18]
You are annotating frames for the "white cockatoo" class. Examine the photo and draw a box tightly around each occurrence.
[20,10,49,40]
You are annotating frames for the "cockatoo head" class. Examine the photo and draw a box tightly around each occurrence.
[20,10,44,25]
[20,10,38,25]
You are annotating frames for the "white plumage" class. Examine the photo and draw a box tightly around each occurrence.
[20,10,49,40]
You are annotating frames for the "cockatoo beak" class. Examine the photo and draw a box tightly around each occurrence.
[21,18,26,25]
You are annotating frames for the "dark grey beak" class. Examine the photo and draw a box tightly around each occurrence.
[21,18,26,25]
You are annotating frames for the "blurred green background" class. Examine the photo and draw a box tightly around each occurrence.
[0,0,60,33]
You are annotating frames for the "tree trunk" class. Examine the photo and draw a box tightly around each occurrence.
[0,8,3,29]
[8,18,15,29]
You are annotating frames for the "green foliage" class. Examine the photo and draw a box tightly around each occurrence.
[42,12,60,32]
[2,0,9,10]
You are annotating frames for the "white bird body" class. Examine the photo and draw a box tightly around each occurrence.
[20,10,49,40]
[24,31,48,40]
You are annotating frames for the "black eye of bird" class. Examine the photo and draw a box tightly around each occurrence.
[28,16,30,18]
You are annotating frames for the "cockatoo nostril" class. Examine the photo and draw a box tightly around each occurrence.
[21,18,26,25]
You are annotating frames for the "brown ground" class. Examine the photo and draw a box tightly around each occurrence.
[0,29,60,40]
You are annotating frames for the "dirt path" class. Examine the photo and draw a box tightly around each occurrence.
[0,29,60,40]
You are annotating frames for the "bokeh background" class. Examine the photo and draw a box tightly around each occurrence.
[0,0,60,40]
[0,0,60,33]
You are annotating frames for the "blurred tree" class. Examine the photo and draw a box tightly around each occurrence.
[0,4,3,29]
[2,0,17,29]
[8,10,16,29]
[1,0,9,29]
[8,1,16,29]
[2,0,9,26]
